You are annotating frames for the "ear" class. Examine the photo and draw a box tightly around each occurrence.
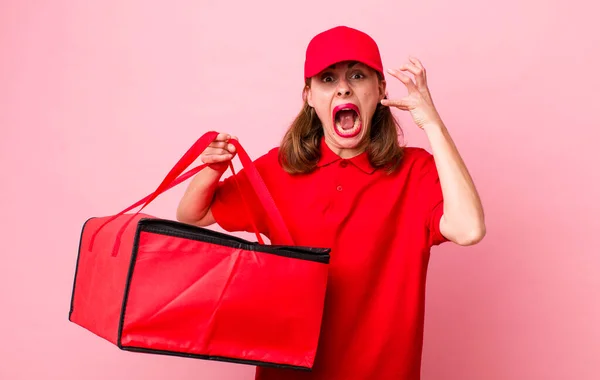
[303,86,314,107]
[378,79,387,101]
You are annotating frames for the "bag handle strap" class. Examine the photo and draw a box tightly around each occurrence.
[88,131,294,255]
[227,138,294,244]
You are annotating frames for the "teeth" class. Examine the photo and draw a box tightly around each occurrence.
[336,107,358,114]
[335,116,361,136]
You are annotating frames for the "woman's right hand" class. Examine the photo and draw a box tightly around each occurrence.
[177,133,237,225]
[200,132,238,173]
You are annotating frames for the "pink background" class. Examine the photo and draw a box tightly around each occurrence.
[1,1,599,379]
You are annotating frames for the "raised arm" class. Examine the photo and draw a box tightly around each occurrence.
[382,57,486,246]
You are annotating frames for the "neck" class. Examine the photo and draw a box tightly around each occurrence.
[323,136,366,159]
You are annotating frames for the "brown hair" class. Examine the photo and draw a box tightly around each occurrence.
[278,76,405,175]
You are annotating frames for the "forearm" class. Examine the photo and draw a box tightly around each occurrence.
[176,167,224,226]
[423,122,486,245]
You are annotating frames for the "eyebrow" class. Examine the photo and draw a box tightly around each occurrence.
[327,61,360,70]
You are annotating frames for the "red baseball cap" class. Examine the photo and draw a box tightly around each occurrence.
[304,26,384,80]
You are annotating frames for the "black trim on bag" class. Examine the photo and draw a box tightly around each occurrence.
[69,216,95,320]
[120,346,312,371]
[136,218,331,263]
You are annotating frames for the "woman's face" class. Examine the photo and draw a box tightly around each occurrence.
[305,61,386,158]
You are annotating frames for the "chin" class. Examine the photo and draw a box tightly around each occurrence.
[325,125,368,151]
[331,132,364,146]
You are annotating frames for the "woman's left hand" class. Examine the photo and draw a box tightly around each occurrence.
[381,57,443,129]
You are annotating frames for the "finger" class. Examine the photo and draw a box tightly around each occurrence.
[225,136,238,153]
[399,62,421,76]
[408,57,427,83]
[203,147,233,156]
[398,63,425,88]
[214,132,233,142]
[208,140,237,154]
[380,98,412,110]
[226,143,237,154]
[201,153,233,164]
[408,56,425,73]
[386,68,417,91]
[208,141,229,149]
[220,136,238,155]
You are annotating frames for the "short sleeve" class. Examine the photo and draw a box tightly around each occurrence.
[210,150,275,238]
[418,152,449,247]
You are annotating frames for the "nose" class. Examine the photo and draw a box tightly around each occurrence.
[336,78,352,97]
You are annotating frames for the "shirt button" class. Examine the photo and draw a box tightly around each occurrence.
[340,160,348,168]
[336,185,343,191]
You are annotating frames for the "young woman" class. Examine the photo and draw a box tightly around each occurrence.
[177,25,485,380]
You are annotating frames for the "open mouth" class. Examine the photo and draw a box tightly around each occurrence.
[332,103,362,138]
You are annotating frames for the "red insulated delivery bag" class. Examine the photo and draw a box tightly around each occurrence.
[68,131,330,370]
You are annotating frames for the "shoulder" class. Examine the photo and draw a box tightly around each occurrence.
[252,147,280,169]
[245,147,285,181]
[401,146,433,161]
[397,146,435,174]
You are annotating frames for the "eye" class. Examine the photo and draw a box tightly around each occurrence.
[350,71,365,80]
[321,73,335,83]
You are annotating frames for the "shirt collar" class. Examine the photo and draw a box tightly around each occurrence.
[316,137,376,174]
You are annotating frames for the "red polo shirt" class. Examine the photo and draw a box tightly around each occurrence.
[211,137,448,379]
